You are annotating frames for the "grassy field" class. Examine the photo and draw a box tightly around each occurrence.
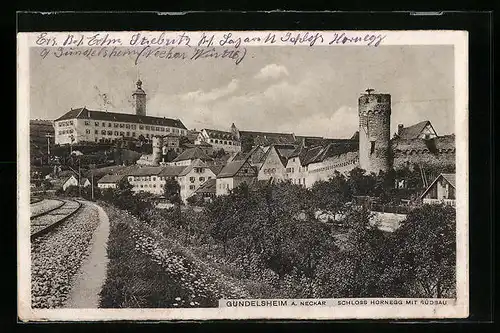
[99,203,249,308]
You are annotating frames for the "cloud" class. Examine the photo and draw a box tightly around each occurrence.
[148,72,358,138]
[179,79,240,103]
[254,64,289,80]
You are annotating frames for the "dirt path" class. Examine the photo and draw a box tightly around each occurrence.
[64,201,110,308]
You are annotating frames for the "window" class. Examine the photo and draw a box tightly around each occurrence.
[145,126,150,130]
[160,184,163,188]
[210,139,213,143]
[114,131,118,136]
[120,124,124,128]
[85,121,90,125]
[108,123,112,127]
[153,185,156,188]
[166,127,170,132]
[370,141,376,154]
[215,140,219,144]
[152,177,156,181]
[189,185,195,190]
[190,177,195,183]
[139,125,144,130]
[132,132,136,137]
[94,130,98,134]
[199,177,205,182]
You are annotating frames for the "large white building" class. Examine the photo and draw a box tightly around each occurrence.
[195,128,241,153]
[53,80,187,145]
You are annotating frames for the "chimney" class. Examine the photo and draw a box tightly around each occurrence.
[398,124,404,135]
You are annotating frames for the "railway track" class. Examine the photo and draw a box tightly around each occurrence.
[31,199,82,240]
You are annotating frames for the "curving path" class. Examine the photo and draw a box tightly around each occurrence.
[64,201,110,308]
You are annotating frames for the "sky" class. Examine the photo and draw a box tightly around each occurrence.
[30,45,455,138]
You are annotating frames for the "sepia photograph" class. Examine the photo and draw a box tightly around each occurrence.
[17,30,468,320]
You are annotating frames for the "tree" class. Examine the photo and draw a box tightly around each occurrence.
[311,171,351,216]
[348,167,377,196]
[164,178,182,222]
[383,204,456,298]
[313,206,389,297]
[241,136,255,153]
[165,149,178,162]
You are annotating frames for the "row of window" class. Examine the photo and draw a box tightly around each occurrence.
[309,160,357,174]
[83,120,185,135]
[129,176,175,181]
[58,121,74,127]
[209,138,239,146]
[58,129,74,134]
[188,176,209,183]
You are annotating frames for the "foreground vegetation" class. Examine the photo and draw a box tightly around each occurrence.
[98,167,456,305]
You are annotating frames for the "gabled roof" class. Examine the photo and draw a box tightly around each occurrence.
[194,178,216,194]
[80,177,90,185]
[52,175,77,188]
[54,107,187,129]
[295,142,358,166]
[209,164,225,176]
[178,159,213,176]
[420,173,456,199]
[217,160,250,178]
[397,120,435,140]
[159,166,186,177]
[172,147,213,162]
[203,128,238,140]
[240,130,295,146]
[97,174,126,184]
[127,166,164,176]
[441,173,456,188]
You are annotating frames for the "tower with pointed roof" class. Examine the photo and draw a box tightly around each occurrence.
[132,79,147,116]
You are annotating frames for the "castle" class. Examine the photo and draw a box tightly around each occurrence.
[83,83,456,201]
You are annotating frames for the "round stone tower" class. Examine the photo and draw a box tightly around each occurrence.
[358,89,391,174]
[152,135,163,165]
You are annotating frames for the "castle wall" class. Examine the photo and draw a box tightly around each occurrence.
[393,150,456,171]
[306,151,359,187]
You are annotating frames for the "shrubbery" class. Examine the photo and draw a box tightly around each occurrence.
[100,169,456,299]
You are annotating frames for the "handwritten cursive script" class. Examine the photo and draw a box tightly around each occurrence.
[39,46,247,66]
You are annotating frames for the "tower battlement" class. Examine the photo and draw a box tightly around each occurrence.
[358,89,391,174]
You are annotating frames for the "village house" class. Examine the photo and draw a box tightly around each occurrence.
[52,174,79,191]
[396,120,438,140]
[80,177,91,187]
[420,173,456,207]
[176,159,216,202]
[283,146,311,187]
[126,166,165,195]
[168,147,214,166]
[192,178,217,202]
[216,157,258,196]
[97,174,127,189]
[256,145,288,183]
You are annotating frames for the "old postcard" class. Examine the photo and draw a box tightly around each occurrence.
[17,30,468,321]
